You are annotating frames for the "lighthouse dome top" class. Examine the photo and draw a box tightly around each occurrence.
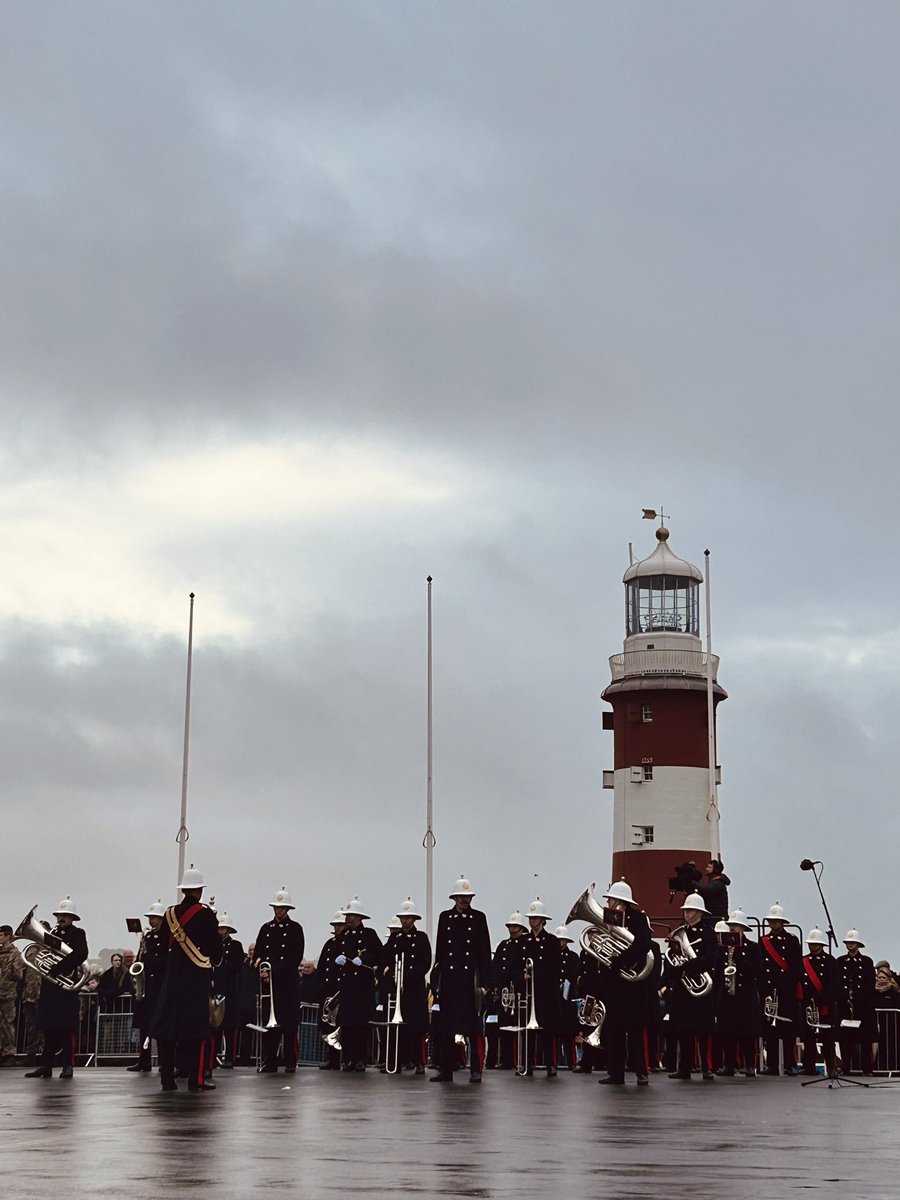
[623,527,703,584]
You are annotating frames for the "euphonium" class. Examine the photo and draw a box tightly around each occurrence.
[665,927,714,997]
[579,994,607,1048]
[566,885,653,983]
[14,906,90,993]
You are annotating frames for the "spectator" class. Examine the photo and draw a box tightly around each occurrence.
[0,925,25,1066]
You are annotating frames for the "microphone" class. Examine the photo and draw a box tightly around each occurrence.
[799,859,821,871]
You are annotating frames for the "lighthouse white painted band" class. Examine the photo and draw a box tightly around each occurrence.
[611,764,714,855]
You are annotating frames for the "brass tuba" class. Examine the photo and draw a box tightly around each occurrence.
[665,927,714,997]
[566,885,654,982]
[14,906,90,993]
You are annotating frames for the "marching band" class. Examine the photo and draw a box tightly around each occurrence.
[3,869,890,1089]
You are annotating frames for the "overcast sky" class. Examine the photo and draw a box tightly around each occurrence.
[2,2,898,960]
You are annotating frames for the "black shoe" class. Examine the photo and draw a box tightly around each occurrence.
[744,1068,757,1077]
[636,1074,649,1085]
[668,1071,691,1080]
[784,1067,797,1076]
[354,1062,366,1072]
[188,1081,216,1091]
[546,1066,557,1078]
[126,1063,150,1073]
[160,1082,178,1092]
[341,1064,354,1072]
[469,1072,482,1083]
[220,1061,234,1070]
[702,1069,715,1081]
[430,1072,453,1082]
[258,1064,279,1074]
[572,1066,592,1075]
[284,1066,296,1074]
[716,1068,735,1076]
[414,1065,425,1075]
[597,1075,625,1084]
[25,1067,51,1078]
[59,1066,74,1079]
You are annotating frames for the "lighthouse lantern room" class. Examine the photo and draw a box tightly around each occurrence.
[601,525,727,916]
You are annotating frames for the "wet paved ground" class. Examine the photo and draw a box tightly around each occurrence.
[2,1067,899,1200]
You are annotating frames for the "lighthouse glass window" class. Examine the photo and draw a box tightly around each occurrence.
[627,575,699,637]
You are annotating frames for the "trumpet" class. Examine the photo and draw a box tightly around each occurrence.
[14,906,90,993]
[665,928,713,997]
[764,992,791,1025]
[805,999,821,1029]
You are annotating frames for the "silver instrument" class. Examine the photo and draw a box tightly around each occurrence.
[665,927,714,997]
[14,906,90,993]
[764,991,791,1025]
[724,944,737,997]
[805,998,822,1029]
[322,991,341,1052]
[579,994,606,1048]
[129,930,147,1002]
[566,885,654,982]
[247,960,279,1033]
[384,953,405,1075]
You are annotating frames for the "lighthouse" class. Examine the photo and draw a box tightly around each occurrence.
[601,525,727,916]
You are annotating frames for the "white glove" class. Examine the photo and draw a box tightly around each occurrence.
[352,956,363,967]
[335,954,347,966]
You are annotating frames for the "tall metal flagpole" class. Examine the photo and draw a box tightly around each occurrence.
[176,592,195,894]
[423,576,436,943]
[704,552,720,858]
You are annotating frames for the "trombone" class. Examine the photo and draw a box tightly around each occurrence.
[247,960,279,1033]
[515,958,540,1075]
[384,953,405,1075]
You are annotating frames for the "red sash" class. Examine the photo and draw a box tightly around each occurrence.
[803,956,824,993]
[762,936,789,973]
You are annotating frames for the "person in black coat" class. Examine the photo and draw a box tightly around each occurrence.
[126,901,167,1073]
[591,881,654,1087]
[253,886,305,1074]
[25,897,88,1080]
[836,929,877,1075]
[430,875,493,1084]
[759,903,802,1075]
[715,908,762,1077]
[98,954,132,1012]
[799,927,837,1076]
[316,910,347,1070]
[332,898,382,1072]
[213,913,244,1069]
[695,860,730,921]
[516,899,562,1077]
[380,897,432,1074]
[487,912,527,1070]
[149,868,222,1092]
[664,893,719,1081]
[556,927,581,1070]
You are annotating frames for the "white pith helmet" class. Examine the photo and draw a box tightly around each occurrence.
[714,920,730,934]
[53,897,80,920]
[526,897,551,923]
[681,893,708,914]
[764,902,789,925]
[844,928,865,947]
[602,879,637,907]
[449,875,475,898]
[343,897,370,920]
[270,886,295,910]
[727,908,752,931]
[145,900,166,919]
[396,897,421,920]
[217,913,236,933]
[386,916,401,931]
[554,925,573,943]
[180,866,205,891]
[506,912,527,930]
[806,927,828,946]
[329,910,346,926]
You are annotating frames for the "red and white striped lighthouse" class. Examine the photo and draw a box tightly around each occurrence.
[601,525,727,917]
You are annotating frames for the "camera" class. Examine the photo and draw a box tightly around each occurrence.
[668,861,701,899]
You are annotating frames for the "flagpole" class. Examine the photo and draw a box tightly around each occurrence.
[176,592,195,894]
[423,576,436,943]
[704,552,720,857]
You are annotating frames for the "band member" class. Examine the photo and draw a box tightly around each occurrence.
[317,909,347,1070]
[487,912,527,1070]
[575,935,603,1076]
[517,898,562,1077]
[0,925,25,1067]
[836,929,877,1075]
[213,912,244,1069]
[24,897,88,1080]
[253,887,305,1074]
[715,908,762,1077]
[332,898,382,1072]
[430,875,493,1084]
[555,925,581,1070]
[799,927,837,1076]
[381,897,432,1074]
[592,881,653,1086]
[760,902,801,1076]
[665,893,718,1081]
[127,901,167,1073]
[150,867,222,1092]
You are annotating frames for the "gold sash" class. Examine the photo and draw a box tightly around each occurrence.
[165,906,211,969]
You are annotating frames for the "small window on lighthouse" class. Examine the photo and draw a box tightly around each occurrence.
[642,704,653,723]
[642,825,654,844]
[642,763,654,782]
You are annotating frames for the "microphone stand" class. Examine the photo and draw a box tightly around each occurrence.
[799,859,868,1090]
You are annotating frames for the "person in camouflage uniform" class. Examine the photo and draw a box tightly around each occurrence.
[0,925,25,1065]
[21,945,45,1065]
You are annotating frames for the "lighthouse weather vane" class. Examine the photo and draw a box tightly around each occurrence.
[642,506,669,526]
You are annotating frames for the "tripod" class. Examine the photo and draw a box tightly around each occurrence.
[799,858,868,1089]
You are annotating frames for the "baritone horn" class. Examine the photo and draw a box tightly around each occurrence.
[566,885,654,982]
[14,906,90,993]
[579,994,606,1048]
[665,928,714,997]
